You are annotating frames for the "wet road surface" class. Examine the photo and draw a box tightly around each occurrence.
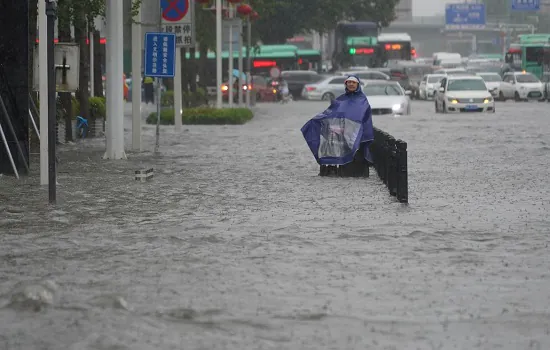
[1,100,550,349]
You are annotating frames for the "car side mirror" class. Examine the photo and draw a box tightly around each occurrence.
[439,87,445,92]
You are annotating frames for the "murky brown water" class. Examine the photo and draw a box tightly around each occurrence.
[1,101,549,349]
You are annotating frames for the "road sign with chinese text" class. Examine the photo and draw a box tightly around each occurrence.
[445,3,486,30]
[511,0,540,11]
[144,32,176,78]
[161,0,195,48]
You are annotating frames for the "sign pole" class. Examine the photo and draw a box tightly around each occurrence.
[131,5,142,150]
[45,0,57,204]
[39,0,49,186]
[174,48,182,131]
[216,0,223,108]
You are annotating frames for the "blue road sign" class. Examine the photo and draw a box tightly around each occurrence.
[445,4,486,30]
[511,0,540,11]
[144,32,176,78]
[161,0,189,22]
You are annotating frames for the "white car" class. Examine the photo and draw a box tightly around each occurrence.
[477,72,515,101]
[418,74,445,100]
[435,75,495,113]
[502,72,545,101]
[363,80,411,115]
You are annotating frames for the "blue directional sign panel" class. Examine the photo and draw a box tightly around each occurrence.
[144,32,176,78]
[512,0,540,11]
[445,4,486,30]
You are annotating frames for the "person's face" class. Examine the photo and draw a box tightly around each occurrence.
[346,80,358,91]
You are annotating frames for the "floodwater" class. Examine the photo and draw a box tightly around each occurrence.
[1,100,549,349]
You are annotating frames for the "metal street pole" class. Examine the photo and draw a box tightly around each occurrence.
[228,2,234,108]
[131,4,142,150]
[238,20,243,106]
[45,0,57,204]
[246,17,251,107]
[155,1,162,155]
[216,0,222,108]
[39,0,49,186]
[90,27,94,97]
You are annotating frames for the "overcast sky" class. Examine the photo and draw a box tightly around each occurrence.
[413,0,454,16]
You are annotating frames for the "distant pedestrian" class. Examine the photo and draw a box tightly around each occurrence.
[143,76,154,104]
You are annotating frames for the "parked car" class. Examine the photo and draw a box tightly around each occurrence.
[302,75,363,101]
[337,70,390,81]
[502,71,545,102]
[280,70,322,99]
[362,80,411,115]
[541,72,550,101]
[477,72,514,101]
[435,75,495,113]
[418,74,445,100]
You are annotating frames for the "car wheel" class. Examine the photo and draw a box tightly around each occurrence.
[322,93,335,101]
[514,92,521,102]
[499,91,505,101]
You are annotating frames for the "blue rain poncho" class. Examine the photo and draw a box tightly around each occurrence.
[301,75,374,165]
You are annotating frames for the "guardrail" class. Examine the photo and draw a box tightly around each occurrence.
[370,128,408,203]
[318,127,408,203]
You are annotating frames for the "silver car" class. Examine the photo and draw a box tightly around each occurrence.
[338,70,390,81]
[418,74,445,100]
[302,75,360,101]
[477,72,514,101]
[363,80,411,115]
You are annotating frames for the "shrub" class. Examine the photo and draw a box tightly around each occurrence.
[89,96,106,120]
[72,96,106,120]
[161,88,208,108]
[146,107,253,125]
[161,91,174,107]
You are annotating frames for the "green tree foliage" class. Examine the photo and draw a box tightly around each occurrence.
[251,0,399,43]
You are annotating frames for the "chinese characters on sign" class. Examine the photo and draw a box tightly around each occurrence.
[163,24,194,47]
[144,33,176,78]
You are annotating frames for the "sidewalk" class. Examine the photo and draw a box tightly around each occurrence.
[0,101,264,235]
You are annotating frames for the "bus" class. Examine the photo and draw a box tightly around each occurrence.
[518,34,550,45]
[297,49,322,72]
[377,33,413,64]
[331,21,379,69]
[521,43,550,78]
[505,34,550,70]
[345,36,379,68]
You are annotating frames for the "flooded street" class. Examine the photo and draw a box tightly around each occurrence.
[1,100,550,349]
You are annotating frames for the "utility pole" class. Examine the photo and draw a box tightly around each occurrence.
[45,0,57,204]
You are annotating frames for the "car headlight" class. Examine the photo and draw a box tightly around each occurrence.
[520,86,526,90]
[483,97,493,103]
[392,103,403,112]
[447,97,458,104]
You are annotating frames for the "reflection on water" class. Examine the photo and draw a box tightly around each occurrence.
[1,101,549,349]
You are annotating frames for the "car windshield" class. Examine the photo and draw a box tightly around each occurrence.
[479,74,501,82]
[428,76,443,83]
[364,84,403,96]
[516,74,539,83]
[447,79,487,91]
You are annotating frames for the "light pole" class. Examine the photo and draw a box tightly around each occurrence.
[216,0,223,108]
[45,0,57,204]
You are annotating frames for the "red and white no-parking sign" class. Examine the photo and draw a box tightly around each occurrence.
[160,0,195,48]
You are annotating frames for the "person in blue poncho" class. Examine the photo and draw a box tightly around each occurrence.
[301,75,374,176]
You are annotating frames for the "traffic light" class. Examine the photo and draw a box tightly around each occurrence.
[349,48,356,55]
